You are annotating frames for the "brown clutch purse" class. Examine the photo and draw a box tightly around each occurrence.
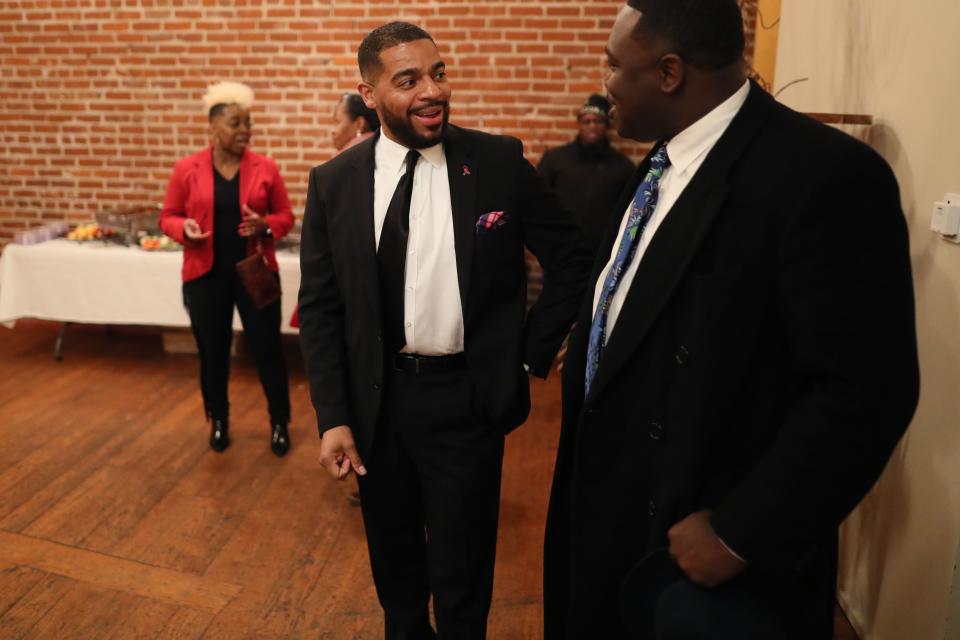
[235,240,281,310]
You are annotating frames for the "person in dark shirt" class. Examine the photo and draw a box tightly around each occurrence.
[537,94,635,253]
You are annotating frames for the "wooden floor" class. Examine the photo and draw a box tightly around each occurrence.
[0,321,859,639]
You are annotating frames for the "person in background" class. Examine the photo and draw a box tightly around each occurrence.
[537,94,635,254]
[160,81,295,457]
[332,91,381,153]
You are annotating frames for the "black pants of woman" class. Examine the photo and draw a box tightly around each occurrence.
[183,268,290,425]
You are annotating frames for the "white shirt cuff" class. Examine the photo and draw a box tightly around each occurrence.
[718,536,747,564]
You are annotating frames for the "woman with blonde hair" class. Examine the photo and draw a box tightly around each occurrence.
[160,81,294,456]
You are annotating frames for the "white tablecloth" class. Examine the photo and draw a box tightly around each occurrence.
[0,239,302,334]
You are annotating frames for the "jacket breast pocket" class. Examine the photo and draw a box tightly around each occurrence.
[473,212,523,288]
[475,210,512,236]
[475,208,519,251]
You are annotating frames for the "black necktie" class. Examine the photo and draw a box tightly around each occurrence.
[377,149,420,352]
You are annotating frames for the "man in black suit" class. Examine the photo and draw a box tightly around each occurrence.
[543,1,919,638]
[298,22,591,639]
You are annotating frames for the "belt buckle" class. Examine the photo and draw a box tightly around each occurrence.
[413,356,422,375]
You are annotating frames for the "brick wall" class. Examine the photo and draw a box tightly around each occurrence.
[0,0,756,246]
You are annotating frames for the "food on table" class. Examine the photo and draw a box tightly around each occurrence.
[138,234,180,251]
[67,223,114,241]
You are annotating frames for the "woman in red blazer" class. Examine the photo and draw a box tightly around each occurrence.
[160,81,294,456]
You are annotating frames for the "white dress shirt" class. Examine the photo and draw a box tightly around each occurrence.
[592,80,751,333]
[374,132,464,355]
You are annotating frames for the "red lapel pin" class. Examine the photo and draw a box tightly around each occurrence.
[462,165,471,176]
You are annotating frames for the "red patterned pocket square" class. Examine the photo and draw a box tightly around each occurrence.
[476,211,507,231]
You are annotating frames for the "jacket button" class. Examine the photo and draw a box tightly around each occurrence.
[586,407,598,416]
[675,345,691,365]
[648,499,657,516]
[376,332,383,343]
[648,421,664,441]
[373,382,381,390]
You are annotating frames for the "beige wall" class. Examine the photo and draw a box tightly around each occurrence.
[752,0,781,88]
[775,1,960,638]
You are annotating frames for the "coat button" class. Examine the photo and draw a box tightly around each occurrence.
[648,421,664,441]
[373,382,381,390]
[675,345,691,365]
[377,332,383,343]
[648,499,657,516]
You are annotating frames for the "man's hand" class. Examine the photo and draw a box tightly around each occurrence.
[238,204,269,237]
[667,510,746,588]
[318,425,367,480]
[182,218,210,243]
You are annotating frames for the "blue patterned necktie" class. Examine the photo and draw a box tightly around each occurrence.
[585,144,670,397]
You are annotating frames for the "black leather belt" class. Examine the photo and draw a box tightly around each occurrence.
[392,352,467,374]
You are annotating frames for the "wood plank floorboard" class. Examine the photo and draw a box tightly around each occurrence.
[0,320,858,639]
[0,573,76,639]
[0,530,242,612]
[21,583,161,639]
[0,566,48,621]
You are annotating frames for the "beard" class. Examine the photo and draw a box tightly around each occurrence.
[380,101,450,149]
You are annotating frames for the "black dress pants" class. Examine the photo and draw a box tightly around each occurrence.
[357,366,504,640]
[182,268,290,424]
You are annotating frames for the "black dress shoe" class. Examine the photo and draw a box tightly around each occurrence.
[271,422,290,457]
[209,417,230,452]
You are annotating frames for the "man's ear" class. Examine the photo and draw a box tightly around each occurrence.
[657,53,685,95]
[358,81,377,110]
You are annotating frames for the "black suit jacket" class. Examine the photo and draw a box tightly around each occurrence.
[543,82,920,639]
[298,125,592,456]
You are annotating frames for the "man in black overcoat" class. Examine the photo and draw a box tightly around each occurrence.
[543,2,920,638]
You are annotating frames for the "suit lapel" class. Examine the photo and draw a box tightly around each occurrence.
[238,149,259,209]
[585,82,774,403]
[195,147,215,227]
[350,133,381,320]
[443,126,477,315]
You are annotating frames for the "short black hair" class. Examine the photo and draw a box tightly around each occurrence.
[340,92,381,131]
[585,93,611,114]
[208,103,228,121]
[578,93,611,122]
[626,0,745,71]
[358,21,435,82]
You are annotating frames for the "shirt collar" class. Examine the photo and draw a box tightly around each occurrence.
[665,80,750,176]
[376,130,445,175]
